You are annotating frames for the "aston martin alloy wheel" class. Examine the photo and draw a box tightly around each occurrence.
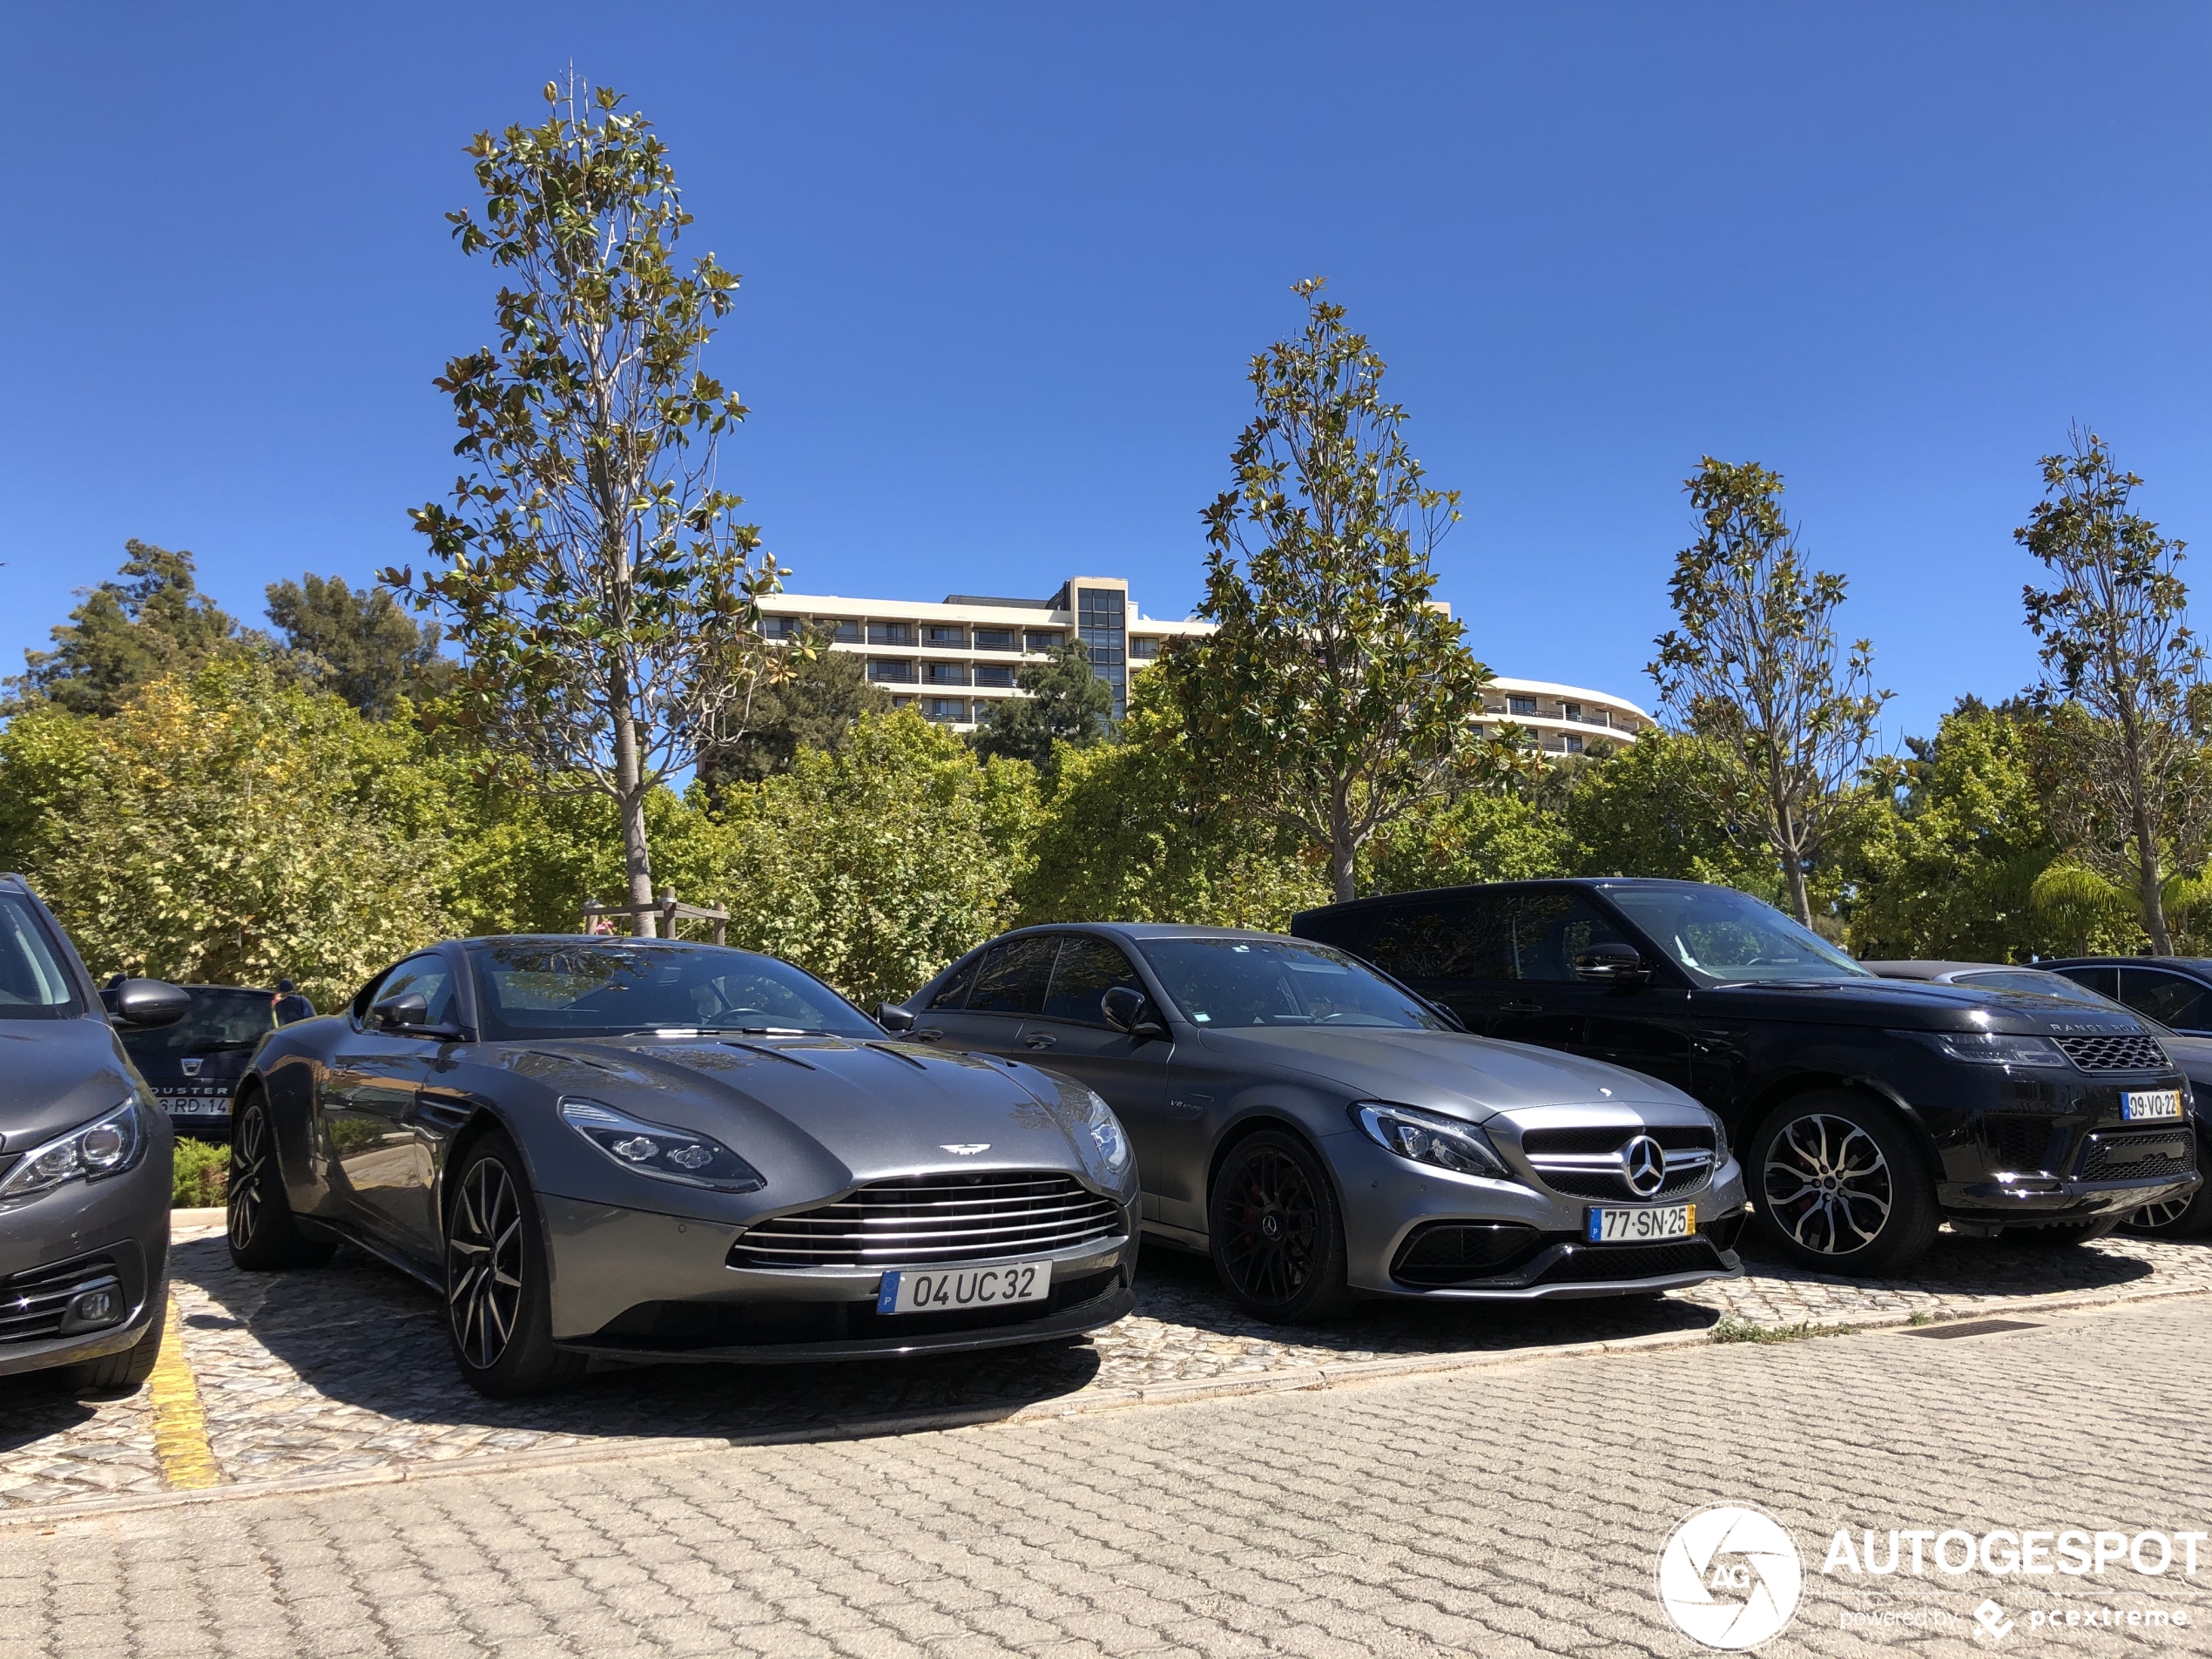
[1207,1130,1354,1324]
[226,1094,334,1271]
[442,1133,584,1398]
[1748,1093,1937,1275]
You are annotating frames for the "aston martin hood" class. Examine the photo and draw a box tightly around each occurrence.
[1188,1026,1693,1119]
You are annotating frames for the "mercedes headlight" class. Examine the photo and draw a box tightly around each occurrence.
[559,1097,765,1191]
[1082,1089,1130,1172]
[0,1097,150,1209]
[1916,1031,2070,1069]
[1708,1109,1730,1169]
[1352,1102,1511,1180]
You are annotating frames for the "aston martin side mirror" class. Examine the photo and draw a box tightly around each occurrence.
[111,979,190,1028]
[371,990,431,1029]
[1572,943,1650,986]
[877,1003,917,1033]
[1101,985,1168,1037]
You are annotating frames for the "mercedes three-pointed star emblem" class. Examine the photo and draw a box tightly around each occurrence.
[1620,1134,1668,1197]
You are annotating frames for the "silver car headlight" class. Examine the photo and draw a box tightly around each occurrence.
[558,1097,765,1192]
[1708,1109,1730,1170]
[1352,1102,1511,1180]
[1082,1089,1130,1173]
[0,1097,150,1209]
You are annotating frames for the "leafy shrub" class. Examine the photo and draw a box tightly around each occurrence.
[172,1136,229,1208]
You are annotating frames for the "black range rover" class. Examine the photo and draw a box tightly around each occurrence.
[1292,878,2202,1273]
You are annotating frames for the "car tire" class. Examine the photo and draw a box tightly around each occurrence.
[1207,1130,1357,1325]
[63,1285,167,1393]
[227,1093,336,1271]
[2121,1147,2212,1239]
[1748,1092,1940,1275]
[2010,1216,2124,1245]
[444,1131,586,1399]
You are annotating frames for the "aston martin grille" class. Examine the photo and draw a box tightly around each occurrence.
[728,1172,1123,1269]
[2053,1032,2169,1073]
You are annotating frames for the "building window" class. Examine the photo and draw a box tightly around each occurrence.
[816,618,860,644]
[1563,734,1584,754]
[973,627,1017,652]
[974,664,1017,689]
[866,621,914,646]
[923,698,968,724]
[1024,630,1062,653]
[1563,702,1582,722]
[1507,694,1537,717]
[1076,587,1127,718]
[866,659,916,684]
[925,662,969,686]
[1129,636,1159,660]
[760,615,801,640]
[925,624,967,647]
[891,694,916,710]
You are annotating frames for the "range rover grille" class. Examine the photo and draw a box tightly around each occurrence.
[729,1173,1123,1269]
[2076,1130,2195,1183]
[2053,1032,2169,1073]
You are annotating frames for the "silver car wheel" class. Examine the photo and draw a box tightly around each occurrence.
[227,1104,266,1250]
[2129,1197,2194,1231]
[447,1157,524,1370]
[1761,1112,1893,1255]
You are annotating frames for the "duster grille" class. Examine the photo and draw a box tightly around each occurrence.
[730,1172,1123,1269]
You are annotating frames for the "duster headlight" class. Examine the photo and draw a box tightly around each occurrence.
[0,1097,149,1209]
[1352,1102,1511,1180]
[559,1097,765,1192]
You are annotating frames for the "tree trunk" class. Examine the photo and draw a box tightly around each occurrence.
[1774,795,1813,927]
[1329,786,1356,903]
[612,698,658,939]
[2120,708,2171,954]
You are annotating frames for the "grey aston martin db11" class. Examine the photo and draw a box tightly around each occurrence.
[892,925,1746,1321]
[226,937,1139,1396]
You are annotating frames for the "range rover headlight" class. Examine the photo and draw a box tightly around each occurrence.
[558,1097,765,1191]
[0,1097,149,1209]
[1917,1031,2070,1069]
[1352,1102,1512,1180]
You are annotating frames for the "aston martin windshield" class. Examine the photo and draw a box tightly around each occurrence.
[467,941,879,1041]
[1136,938,1446,1029]
[1604,886,1872,982]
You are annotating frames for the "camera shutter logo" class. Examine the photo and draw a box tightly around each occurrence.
[1656,1504,1804,1649]
[1622,1134,1668,1197]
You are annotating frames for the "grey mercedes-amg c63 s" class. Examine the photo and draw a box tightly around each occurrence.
[893,925,1747,1322]
[226,937,1139,1396]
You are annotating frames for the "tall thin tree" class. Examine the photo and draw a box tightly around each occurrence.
[1649,458,1889,926]
[388,78,780,934]
[2018,428,2210,954]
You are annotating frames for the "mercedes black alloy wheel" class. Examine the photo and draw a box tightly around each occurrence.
[1208,1130,1354,1324]
[1748,1093,1937,1274]
[226,1095,334,1271]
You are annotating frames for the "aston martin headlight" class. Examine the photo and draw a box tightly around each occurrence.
[1915,1031,2070,1069]
[1083,1089,1130,1171]
[0,1097,148,1209]
[1352,1102,1512,1180]
[558,1097,765,1192]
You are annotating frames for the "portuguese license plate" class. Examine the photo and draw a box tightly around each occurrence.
[2121,1090,2184,1122]
[1586,1203,1696,1244]
[878,1260,1053,1315]
[164,1099,228,1116]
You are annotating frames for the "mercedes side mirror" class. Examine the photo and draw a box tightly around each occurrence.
[1572,943,1649,986]
[371,990,431,1030]
[1101,985,1168,1037]
[877,1003,917,1033]
[111,978,190,1028]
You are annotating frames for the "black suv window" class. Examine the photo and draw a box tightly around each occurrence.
[966,936,1058,1015]
[2121,968,2212,1034]
[1358,891,1627,982]
[1041,937,1142,1025]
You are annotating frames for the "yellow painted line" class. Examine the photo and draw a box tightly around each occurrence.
[146,1298,220,1491]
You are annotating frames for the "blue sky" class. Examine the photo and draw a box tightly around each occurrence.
[3,3,2208,739]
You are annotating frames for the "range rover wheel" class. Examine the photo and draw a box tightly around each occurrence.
[444,1132,585,1399]
[226,1094,335,1271]
[1208,1130,1356,1324]
[1748,1093,1939,1275]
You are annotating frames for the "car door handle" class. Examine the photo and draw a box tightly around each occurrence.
[1024,1033,1056,1049]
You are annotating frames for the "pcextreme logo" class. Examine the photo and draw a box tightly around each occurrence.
[1656,1504,1804,1650]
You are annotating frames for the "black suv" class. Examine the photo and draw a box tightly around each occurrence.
[1293,878,2202,1273]
[113,982,313,1141]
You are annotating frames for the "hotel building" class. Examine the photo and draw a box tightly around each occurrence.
[756,574,1652,755]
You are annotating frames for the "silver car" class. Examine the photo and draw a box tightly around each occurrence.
[894,925,1746,1322]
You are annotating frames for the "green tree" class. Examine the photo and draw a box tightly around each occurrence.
[390,78,782,938]
[698,628,891,788]
[2017,428,2211,954]
[969,640,1112,769]
[266,574,452,717]
[1364,788,1571,894]
[1015,682,1325,930]
[14,541,245,715]
[1167,278,1491,902]
[702,711,1036,1006]
[1562,730,1778,895]
[1649,458,1891,926]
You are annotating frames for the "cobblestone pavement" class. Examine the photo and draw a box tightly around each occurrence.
[3,1211,2208,1515]
[5,1293,2206,1656]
